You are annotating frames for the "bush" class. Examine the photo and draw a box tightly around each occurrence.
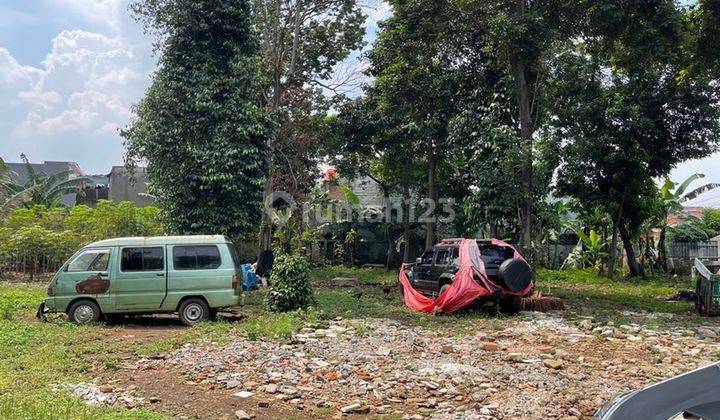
[701,208,720,238]
[266,254,314,312]
[668,221,709,243]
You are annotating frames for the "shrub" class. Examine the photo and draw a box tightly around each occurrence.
[701,208,720,238]
[0,201,165,276]
[668,221,710,243]
[266,254,314,312]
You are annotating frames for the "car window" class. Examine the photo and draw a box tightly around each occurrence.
[121,247,164,271]
[420,249,434,264]
[173,245,221,270]
[68,249,110,272]
[228,245,241,268]
[435,249,450,265]
[452,247,460,263]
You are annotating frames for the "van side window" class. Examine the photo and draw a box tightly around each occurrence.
[68,249,110,272]
[121,247,164,271]
[173,246,221,270]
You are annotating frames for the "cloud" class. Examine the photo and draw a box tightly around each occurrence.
[11,29,147,137]
[1,21,153,172]
[0,47,42,100]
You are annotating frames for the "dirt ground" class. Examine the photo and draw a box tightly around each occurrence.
[70,312,720,420]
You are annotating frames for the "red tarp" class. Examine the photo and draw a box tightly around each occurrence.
[398,238,531,314]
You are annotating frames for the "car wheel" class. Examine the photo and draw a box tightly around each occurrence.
[499,295,523,315]
[68,300,101,325]
[179,298,210,326]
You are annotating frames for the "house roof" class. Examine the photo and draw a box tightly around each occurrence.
[667,206,706,225]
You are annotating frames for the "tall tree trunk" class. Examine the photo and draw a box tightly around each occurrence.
[489,224,499,239]
[608,194,626,275]
[382,188,394,268]
[258,177,273,253]
[646,231,654,276]
[258,72,283,257]
[608,215,620,275]
[619,221,643,278]
[425,139,437,248]
[657,225,668,271]
[402,158,412,263]
[509,0,534,255]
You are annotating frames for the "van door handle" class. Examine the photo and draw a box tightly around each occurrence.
[98,272,108,278]
[155,273,165,277]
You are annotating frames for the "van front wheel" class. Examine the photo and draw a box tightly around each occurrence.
[179,298,210,326]
[68,300,101,324]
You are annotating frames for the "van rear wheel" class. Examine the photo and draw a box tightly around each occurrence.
[68,300,101,324]
[179,298,210,326]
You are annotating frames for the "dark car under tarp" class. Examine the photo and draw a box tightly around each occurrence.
[397,238,533,314]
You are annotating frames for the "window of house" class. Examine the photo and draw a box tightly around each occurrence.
[173,246,221,270]
[121,247,164,271]
[67,249,110,272]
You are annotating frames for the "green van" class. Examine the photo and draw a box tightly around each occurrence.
[37,235,243,326]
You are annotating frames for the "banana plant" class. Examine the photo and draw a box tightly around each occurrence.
[564,228,608,269]
[1,154,93,214]
[657,173,719,270]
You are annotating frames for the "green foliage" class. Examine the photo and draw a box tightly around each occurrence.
[566,229,608,269]
[701,208,720,237]
[0,201,164,276]
[241,310,319,341]
[266,254,314,312]
[668,221,710,243]
[124,0,273,238]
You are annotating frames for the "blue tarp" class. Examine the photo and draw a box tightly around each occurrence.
[241,263,258,291]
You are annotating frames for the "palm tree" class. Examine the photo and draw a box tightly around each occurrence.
[657,173,719,270]
[1,154,93,213]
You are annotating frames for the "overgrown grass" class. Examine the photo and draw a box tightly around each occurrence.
[534,268,719,327]
[310,265,397,286]
[0,283,165,419]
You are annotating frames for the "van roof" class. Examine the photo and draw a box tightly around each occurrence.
[87,235,232,247]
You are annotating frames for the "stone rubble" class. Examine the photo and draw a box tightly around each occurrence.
[133,313,720,418]
[55,382,146,408]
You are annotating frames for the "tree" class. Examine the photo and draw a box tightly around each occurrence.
[701,208,720,237]
[329,95,424,264]
[453,0,580,253]
[657,174,719,269]
[553,2,720,276]
[1,154,91,213]
[367,0,462,249]
[255,0,365,254]
[123,0,273,238]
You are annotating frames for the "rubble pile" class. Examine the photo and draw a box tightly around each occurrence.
[138,313,720,419]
